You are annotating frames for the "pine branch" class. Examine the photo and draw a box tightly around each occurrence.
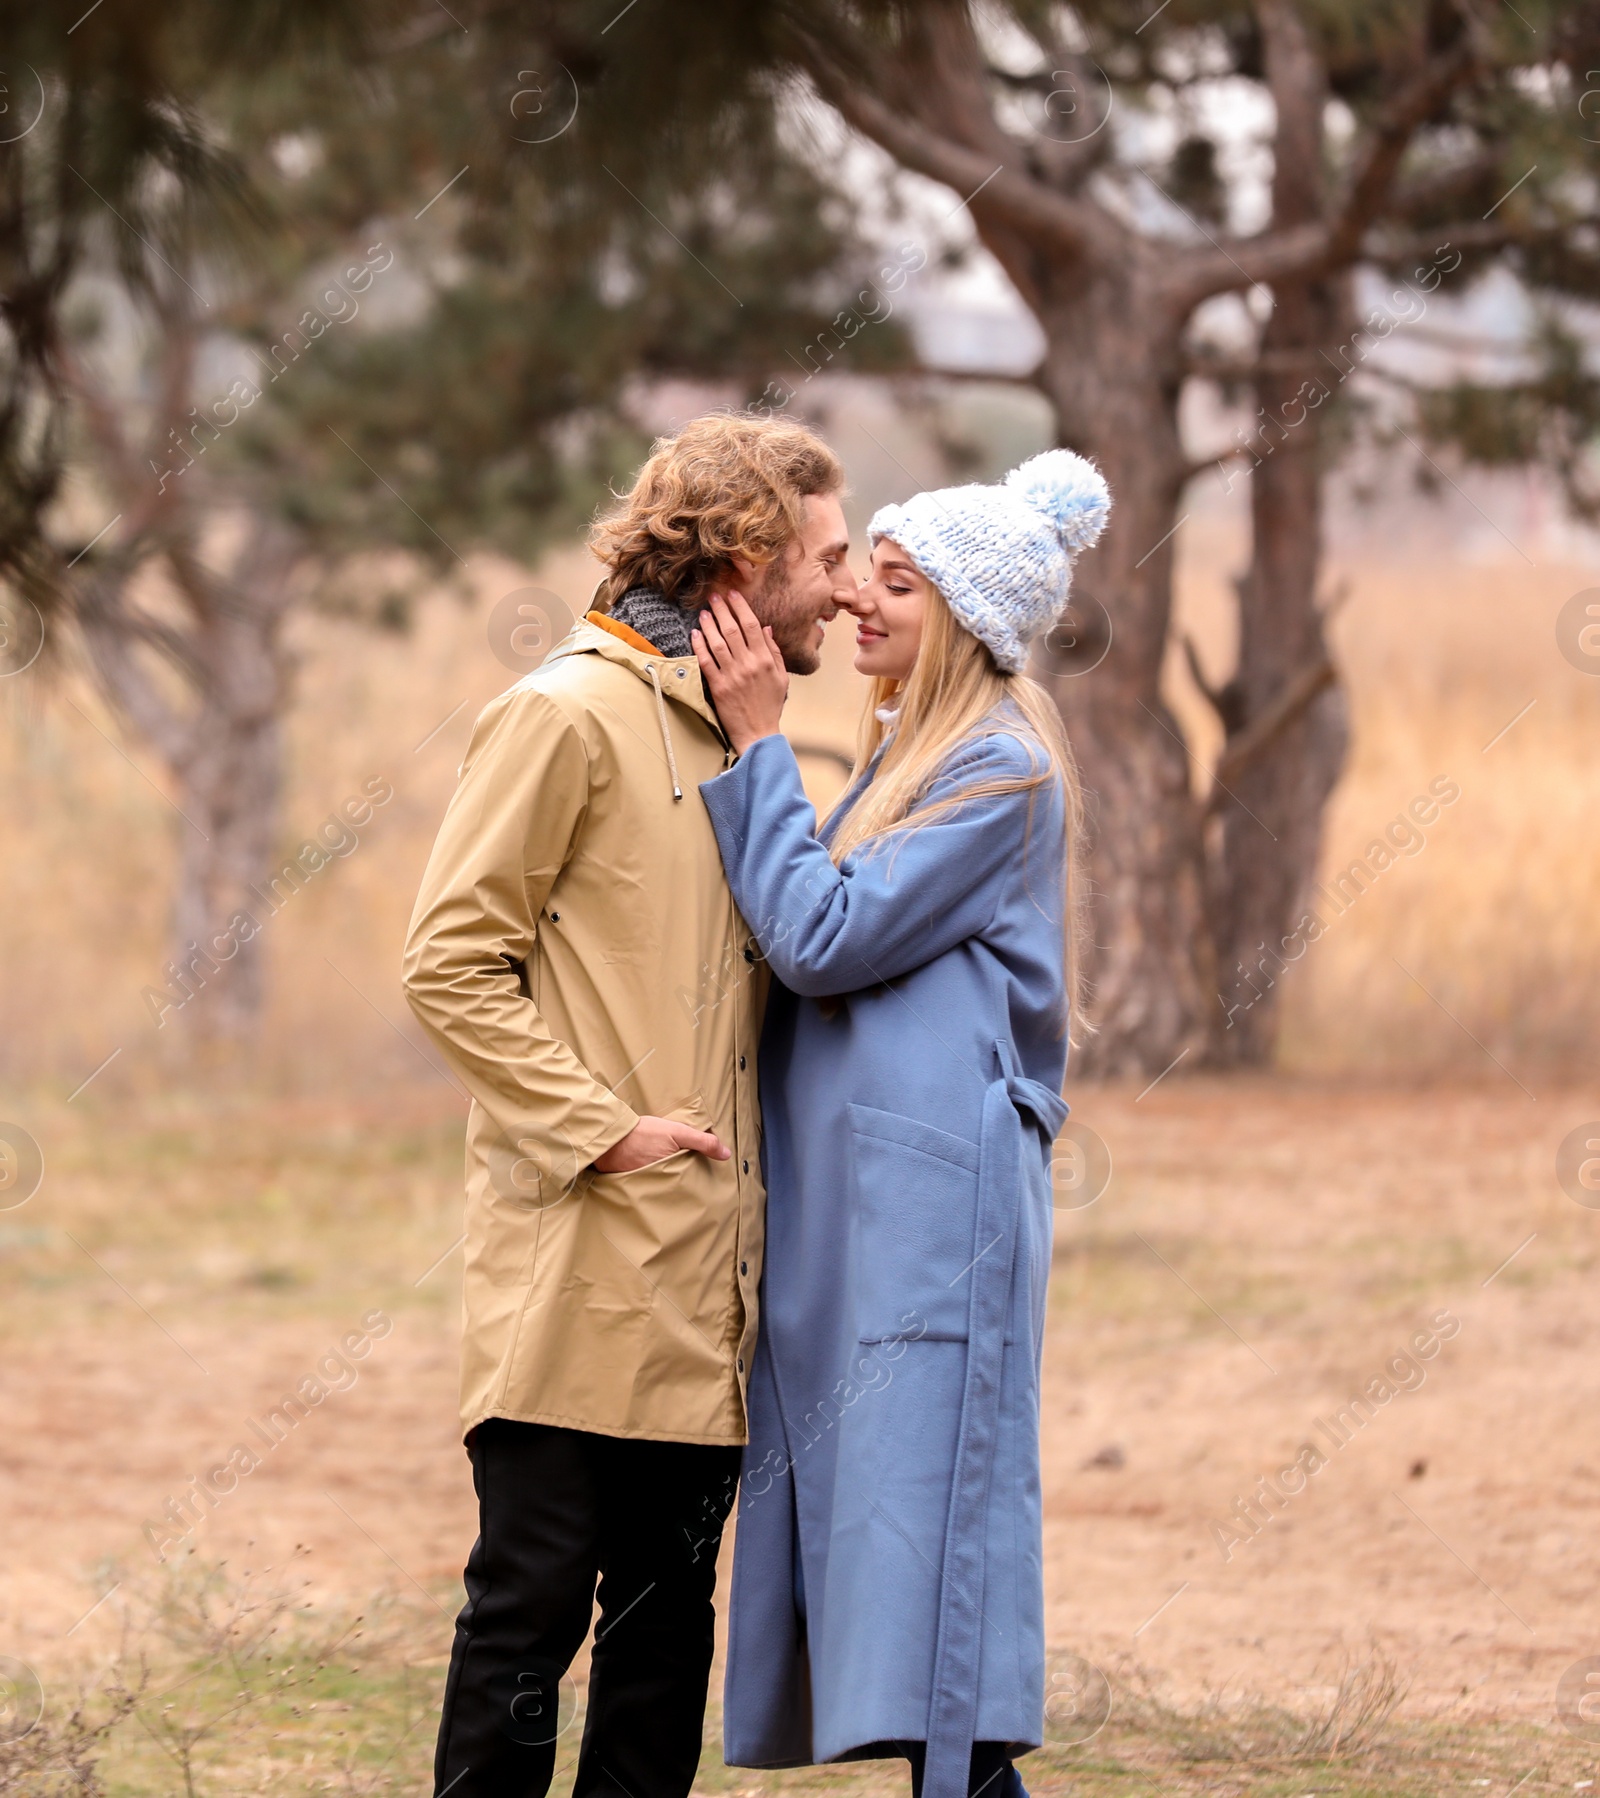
[784,6,1120,270]
[1167,32,1485,309]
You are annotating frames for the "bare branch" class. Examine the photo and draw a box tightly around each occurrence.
[891,363,1047,392]
[1180,446,1246,487]
[1206,653,1338,810]
[1323,37,1483,265]
[110,603,210,684]
[1184,346,1331,382]
[1362,216,1565,264]
[785,12,1119,271]
[1165,34,1484,310]
[1182,634,1229,723]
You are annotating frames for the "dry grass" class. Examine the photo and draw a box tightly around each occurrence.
[3,1075,1599,1794]
[1167,507,1600,1077]
[1105,1648,1408,1765]
[0,1684,140,1798]
[15,1569,1597,1797]
[5,1553,439,1797]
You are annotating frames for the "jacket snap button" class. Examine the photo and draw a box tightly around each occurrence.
[676,668,687,678]
[740,1260,748,1276]
[548,911,560,922]
[742,947,755,964]
[737,1357,745,1373]
[742,1159,750,1174]
[738,1055,746,1071]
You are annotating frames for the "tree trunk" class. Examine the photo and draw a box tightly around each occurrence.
[166,638,286,1043]
[1030,278,1211,1074]
[76,512,296,1045]
[1203,293,1350,1063]
[1202,0,1349,1065]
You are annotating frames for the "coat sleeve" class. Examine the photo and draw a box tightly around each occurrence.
[699,730,1055,999]
[402,684,639,1173]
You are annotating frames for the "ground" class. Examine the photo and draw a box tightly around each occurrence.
[3,1071,1596,1796]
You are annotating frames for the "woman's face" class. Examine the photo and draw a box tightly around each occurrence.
[846,538,930,680]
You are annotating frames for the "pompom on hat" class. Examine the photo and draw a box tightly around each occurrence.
[866,449,1111,673]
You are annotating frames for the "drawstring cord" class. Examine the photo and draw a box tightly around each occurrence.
[646,664,684,801]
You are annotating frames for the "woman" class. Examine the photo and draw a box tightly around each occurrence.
[691,450,1111,1798]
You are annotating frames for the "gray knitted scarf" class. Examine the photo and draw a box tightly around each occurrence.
[605,585,698,658]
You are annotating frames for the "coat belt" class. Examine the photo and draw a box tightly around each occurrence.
[922,1038,1068,1798]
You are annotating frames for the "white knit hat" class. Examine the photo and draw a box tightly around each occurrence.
[867,449,1111,673]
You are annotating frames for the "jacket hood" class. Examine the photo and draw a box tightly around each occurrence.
[547,616,723,737]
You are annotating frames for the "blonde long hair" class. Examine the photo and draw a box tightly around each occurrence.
[824,585,1089,1040]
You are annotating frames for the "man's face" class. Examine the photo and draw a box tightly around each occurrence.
[745,492,853,676]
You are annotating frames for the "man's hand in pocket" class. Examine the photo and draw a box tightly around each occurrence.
[594,1117,730,1173]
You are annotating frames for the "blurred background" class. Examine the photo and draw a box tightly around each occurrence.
[3,3,1600,1795]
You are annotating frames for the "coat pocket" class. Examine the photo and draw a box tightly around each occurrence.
[847,1102,982,1345]
[579,1097,728,1301]
[582,1096,712,1190]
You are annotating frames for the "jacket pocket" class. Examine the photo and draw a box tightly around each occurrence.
[582,1096,712,1190]
[847,1102,982,1345]
[579,1097,726,1291]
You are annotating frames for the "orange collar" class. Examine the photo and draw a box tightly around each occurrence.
[586,609,660,656]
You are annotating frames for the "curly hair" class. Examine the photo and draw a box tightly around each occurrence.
[589,413,844,610]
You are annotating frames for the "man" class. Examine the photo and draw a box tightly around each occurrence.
[402,412,852,1798]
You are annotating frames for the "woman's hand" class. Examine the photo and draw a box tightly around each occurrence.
[693,590,789,755]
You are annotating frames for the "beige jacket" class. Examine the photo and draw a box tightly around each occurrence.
[402,617,767,1445]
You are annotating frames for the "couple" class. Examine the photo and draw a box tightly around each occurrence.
[402,412,1110,1798]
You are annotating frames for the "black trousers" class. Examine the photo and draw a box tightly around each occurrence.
[902,1740,1014,1798]
[434,1418,742,1798]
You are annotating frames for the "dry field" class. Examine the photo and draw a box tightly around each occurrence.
[2,473,1598,1794]
[5,1076,1600,1796]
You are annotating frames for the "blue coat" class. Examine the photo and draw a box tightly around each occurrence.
[699,720,1070,1798]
